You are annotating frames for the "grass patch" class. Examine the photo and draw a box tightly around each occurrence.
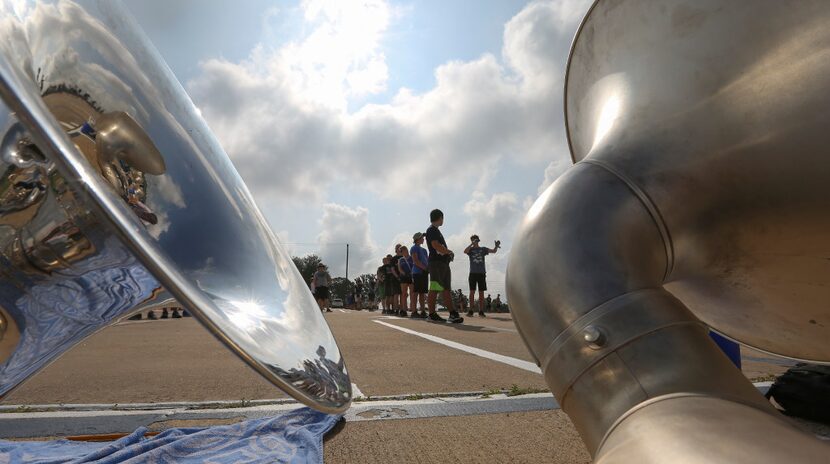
[750,374,778,383]
[0,405,44,414]
[506,384,547,397]
[480,387,504,399]
[186,399,253,411]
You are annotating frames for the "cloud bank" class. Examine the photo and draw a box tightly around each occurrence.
[187,0,592,281]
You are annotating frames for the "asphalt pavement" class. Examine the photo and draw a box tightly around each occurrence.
[0,308,799,462]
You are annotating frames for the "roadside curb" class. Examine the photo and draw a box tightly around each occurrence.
[0,393,559,439]
[0,384,774,439]
[0,389,528,413]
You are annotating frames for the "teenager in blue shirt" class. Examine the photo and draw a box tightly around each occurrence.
[410,232,429,318]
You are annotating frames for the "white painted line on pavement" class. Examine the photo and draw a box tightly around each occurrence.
[352,383,365,398]
[376,315,517,332]
[373,320,542,374]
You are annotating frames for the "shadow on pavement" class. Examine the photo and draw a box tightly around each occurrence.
[324,417,346,442]
[426,321,499,333]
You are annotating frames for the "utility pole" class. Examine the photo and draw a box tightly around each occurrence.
[345,243,350,281]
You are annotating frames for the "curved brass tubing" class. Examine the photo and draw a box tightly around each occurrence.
[508,163,829,461]
[508,1,830,460]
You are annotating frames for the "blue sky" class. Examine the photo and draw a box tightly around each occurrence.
[124,0,592,298]
[127,1,531,93]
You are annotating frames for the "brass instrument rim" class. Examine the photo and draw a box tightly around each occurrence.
[0,65,350,414]
[563,0,602,165]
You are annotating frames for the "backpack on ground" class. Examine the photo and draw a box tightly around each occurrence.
[765,363,830,424]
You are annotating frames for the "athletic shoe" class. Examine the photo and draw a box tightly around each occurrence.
[326,308,332,312]
[428,312,446,322]
[466,310,474,317]
[419,311,428,319]
[448,311,464,324]
[400,310,408,317]
[410,311,420,318]
[478,311,486,317]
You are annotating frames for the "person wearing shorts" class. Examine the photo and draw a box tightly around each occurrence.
[464,235,500,316]
[367,276,376,310]
[354,280,364,310]
[383,254,399,314]
[391,247,404,313]
[410,232,429,318]
[377,260,387,312]
[397,246,414,317]
[425,209,463,323]
[312,263,332,312]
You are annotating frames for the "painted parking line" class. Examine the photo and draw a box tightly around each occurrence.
[375,314,519,333]
[372,320,541,374]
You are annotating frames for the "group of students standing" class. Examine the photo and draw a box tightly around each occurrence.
[375,208,500,324]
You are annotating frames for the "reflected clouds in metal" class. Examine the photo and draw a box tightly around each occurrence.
[0,0,350,413]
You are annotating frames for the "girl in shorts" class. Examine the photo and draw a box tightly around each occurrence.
[398,247,414,317]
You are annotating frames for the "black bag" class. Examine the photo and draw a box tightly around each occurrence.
[766,363,830,424]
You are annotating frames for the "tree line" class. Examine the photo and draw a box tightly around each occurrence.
[291,254,374,300]
[291,253,473,307]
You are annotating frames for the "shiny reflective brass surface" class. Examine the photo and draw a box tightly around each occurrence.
[0,0,350,413]
[508,0,830,461]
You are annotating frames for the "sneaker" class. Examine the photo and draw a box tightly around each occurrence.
[419,311,428,319]
[466,310,474,317]
[400,310,408,317]
[478,311,486,317]
[428,312,446,322]
[410,311,420,318]
[448,311,464,324]
[326,308,332,312]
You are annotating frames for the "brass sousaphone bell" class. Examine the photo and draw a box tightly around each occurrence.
[0,0,350,413]
[508,0,830,462]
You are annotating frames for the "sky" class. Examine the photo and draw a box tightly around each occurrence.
[124,0,594,300]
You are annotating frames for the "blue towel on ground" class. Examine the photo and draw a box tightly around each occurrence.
[0,407,340,464]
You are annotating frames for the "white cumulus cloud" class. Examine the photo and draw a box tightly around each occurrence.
[445,190,530,298]
[316,203,378,277]
[187,0,589,205]
[184,0,592,294]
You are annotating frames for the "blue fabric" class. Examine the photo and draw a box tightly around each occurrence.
[709,331,742,369]
[410,245,428,275]
[0,408,340,464]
